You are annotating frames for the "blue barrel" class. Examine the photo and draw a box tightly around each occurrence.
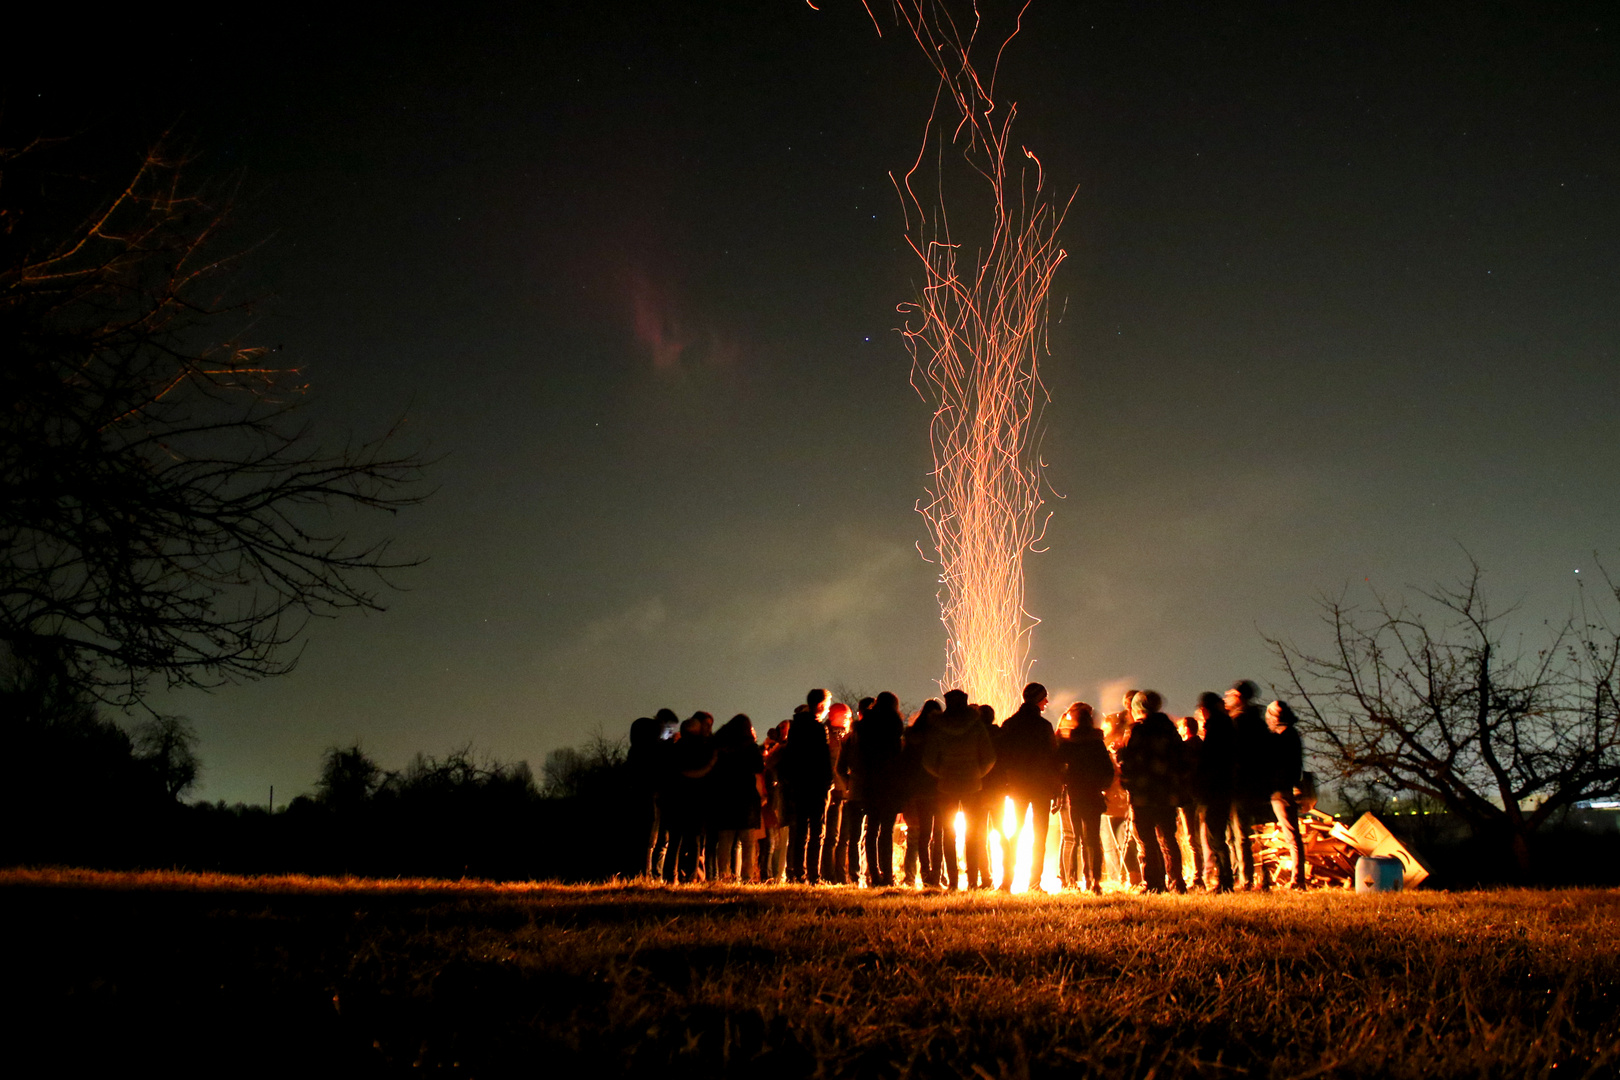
[1355,855,1404,892]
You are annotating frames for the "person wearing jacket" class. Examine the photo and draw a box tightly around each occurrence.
[1175,713,1206,889]
[783,689,834,884]
[923,689,996,890]
[664,712,718,883]
[1226,679,1271,890]
[712,714,766,881]
[1056,702,1114,893]
[1119,690,1185,893]
[821,702,854,883]
[1101,693,1143,887]
[1193,691,1236,893]
[840,692,906,886]
[899,699,942,887]
[1267,700,1308,890]
[627,715,670,879]
[995,683,1060,891]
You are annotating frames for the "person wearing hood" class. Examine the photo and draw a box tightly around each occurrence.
[922,688,996,890]
[1119,690,1185,893]
[995,682,1060,892]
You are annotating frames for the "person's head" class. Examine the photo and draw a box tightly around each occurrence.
[1022,682,1049,710]
[911,698,942,726]
[630,716,660,747]
[718,713,756,745]
[766,723,785,744]
[943,688,969,711]
[827,702,852,730]
[1196,691,1224,725]
[1266,700,1298,732]
[1122,689,1140,713]
[655,708,680,740]
[1059,701,1093,737]
[876,691,900,715]
[857,696,875,719]
[1175,715,1198,741]
[806,688,830,720]
[1226,679,1259,717]
[1133,689,1162,719]
[679,715,707,739]
[978,703,996,726]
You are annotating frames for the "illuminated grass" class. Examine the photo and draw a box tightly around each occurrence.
[6,869,1617,1077]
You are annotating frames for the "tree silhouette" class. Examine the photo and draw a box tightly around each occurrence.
[1269,560,1620,872]
[0,130,427,713]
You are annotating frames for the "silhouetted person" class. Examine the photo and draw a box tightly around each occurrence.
[923,689,996,890]
[840,691,906,886]
[647,707,681,875]
[627,716,668,878]
[783,689,834,883]
[1102,692,1142,887]
[996,683,1059,891]
[1175,714,1205,889]
[1266,700,1308,890]
[900,699,942,887]
[1193,691,1236,892]
[1056,702,1113,893]
[665,713,717,883]
[762,720,793,881]
[1120,690,1185,893]
[713,714,765,881]
[1227,679,1271,890]
[821,702,853,883]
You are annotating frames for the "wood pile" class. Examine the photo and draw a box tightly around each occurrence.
[1251,809,1431,889]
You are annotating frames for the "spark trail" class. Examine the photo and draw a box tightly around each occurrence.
[884,0,1073,715]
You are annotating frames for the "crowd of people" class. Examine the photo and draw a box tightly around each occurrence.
[625,679,1309,893]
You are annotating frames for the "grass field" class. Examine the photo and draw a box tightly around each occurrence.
[3,869,1617,1077]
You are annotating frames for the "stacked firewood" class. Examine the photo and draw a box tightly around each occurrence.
[1250,809,1431,889]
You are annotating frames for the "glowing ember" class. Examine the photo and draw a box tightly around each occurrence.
[886,1,1073,716]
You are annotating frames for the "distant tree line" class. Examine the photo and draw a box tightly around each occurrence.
[0,686,638,879]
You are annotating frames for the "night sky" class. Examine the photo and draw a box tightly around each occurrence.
[12,2,1618,805]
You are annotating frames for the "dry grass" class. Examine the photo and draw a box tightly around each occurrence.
[4,869,1617,1077]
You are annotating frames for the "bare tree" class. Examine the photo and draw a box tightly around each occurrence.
[1268,561,1620,871]
[1,131,427,713]
[130,713,201,799]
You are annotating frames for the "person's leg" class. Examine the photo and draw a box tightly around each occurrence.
[1230,802,1257,889]
[1133,807,1167,891]
[877,812,896,885]
[1202,800,1233,892]
[999,797,1019,891]
[1028,797,1051,888]
[1272,790,1306,889]
[1157,811,1183,893]
[1057,794,1078,888]
[963,801,985,889]
[844,802,867,885]
[1079,812,1105,892]
[938,797,959,888]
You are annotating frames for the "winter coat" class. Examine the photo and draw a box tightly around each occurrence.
[782,716,833,814]
[713,738,765,831]
[1176,732,1203,808]
[899,715,935,804]
[1231,704,1272,802]
[1119,711,1183,808]
[1196,710,1237,805]
[841,706,906,811]
[996,703,1059,799]
[1057,727,1115,817]
[1269,724,1304,795]
[922,705,997,796]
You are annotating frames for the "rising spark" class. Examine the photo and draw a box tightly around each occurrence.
[887,1,1073,716]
